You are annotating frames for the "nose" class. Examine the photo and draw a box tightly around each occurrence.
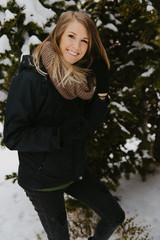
[73,40,80,52]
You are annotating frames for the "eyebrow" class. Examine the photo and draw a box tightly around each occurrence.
[68,31,89,40]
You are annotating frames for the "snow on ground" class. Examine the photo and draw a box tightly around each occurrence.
[0,122,160,240]
[112,171,160,240]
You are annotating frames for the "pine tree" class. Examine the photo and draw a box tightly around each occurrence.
[80,0,160,186]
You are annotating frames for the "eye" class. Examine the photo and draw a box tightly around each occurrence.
[82,39,88,44]
[68,34,75,39]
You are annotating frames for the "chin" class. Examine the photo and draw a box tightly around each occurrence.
[66,56,81,65]
[68,60,78,65]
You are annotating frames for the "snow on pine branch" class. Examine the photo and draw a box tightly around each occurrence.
[96,20,102,27]
[141,68,154,77]
[117,61,134,71]
[104,23,118,32]
[128,41,154,54]
[0,58,12,66]
[21,34,41,55]
[118,122,130,135]
[109,13,121,25]
[0,0,10,7]
[44,0,64,3]
[146,5,154,11]
[124,136,141,153]
[15,0,56,28]
[0,9,16,25]
[111,101,131,113]
[0,35,11,53]
[0,90,7,102]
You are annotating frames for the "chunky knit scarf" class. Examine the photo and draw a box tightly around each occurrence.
[41,41,95,100]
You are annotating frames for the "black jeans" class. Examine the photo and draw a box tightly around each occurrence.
[25,168,125,240]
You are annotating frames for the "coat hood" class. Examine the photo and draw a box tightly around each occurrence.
[18,55,34,74]
[18,55,47,75]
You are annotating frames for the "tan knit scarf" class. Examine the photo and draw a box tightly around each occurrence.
[41,41,95,100]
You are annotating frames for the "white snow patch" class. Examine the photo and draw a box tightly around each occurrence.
[4,9,15,21]
[141,68,154,77]
[109,153,114,159]
[104,23,118,32]
[122,87,128,92]
[128,41,154,54]
[146,5,154,12]
[108,162,114,168]
[45,0,63,3]
[0,91,7,102]
[65,0,76,5]
[0,0,10,7]
[96,20,102,27]
[0,79,5,84]
[131,19,136,23]
[0,35,11,53]
[0,9,16,25]
[142,150,152,159]
[109,13,121,25]
[117,61,134,71]
[111,101,131,113]
[21,35,41,55]
[29,35,42,45]
[44,23,56,34]
[0,58,12,66]
[15,0,55,28]
[124,136,142,152]
[118,122,130,134]
[110,169,160,240]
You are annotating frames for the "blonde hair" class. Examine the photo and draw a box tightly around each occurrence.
[32,11,110,86]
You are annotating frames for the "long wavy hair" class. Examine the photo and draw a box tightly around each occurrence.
[32,11,110,86]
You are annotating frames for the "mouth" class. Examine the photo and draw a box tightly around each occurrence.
[67,49,79,56]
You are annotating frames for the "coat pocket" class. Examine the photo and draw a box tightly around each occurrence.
[36,152,46,171]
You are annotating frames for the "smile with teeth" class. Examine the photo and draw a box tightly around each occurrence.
[67,50,78,56]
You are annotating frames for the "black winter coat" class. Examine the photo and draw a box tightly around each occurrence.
[3,55,110,190]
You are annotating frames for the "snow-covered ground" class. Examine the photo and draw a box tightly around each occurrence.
[0,122,160,240]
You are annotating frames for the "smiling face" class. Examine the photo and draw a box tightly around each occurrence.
[59,20,89,64]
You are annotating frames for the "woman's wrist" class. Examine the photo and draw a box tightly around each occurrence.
[98,93,107,100]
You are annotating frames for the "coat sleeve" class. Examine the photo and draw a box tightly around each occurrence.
[3,71,60,152]
[85,93,110,136]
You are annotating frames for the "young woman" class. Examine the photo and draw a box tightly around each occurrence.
[3,11,125,240]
